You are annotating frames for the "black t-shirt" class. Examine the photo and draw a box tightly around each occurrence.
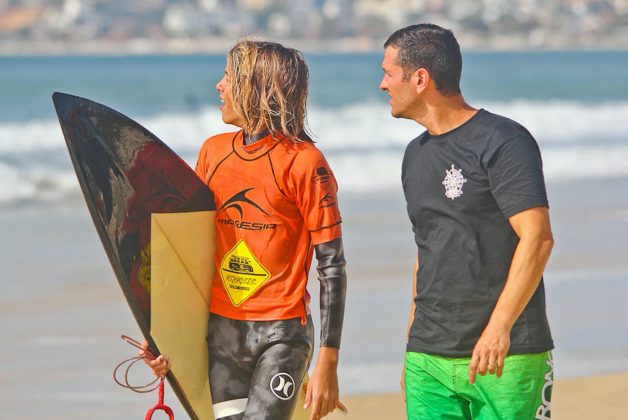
[402,109,554,357]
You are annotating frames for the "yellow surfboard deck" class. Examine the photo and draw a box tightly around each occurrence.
[150,211,311,419]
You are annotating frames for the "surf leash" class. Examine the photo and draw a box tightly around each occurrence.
[113,335,174,419]
[145,378,175,420]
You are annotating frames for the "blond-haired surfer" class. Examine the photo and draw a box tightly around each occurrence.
[143,40,346,420]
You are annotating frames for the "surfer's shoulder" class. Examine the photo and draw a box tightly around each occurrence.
[272,139,329,177]
[273,138,321,159]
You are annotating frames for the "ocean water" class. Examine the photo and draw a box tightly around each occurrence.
[1,51,628,204]
[1,52,628,416]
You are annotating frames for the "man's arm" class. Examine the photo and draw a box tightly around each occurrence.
[401,256,418,395]
[468,206,554,384]
[305,238,346,420]
[406,257,418,339]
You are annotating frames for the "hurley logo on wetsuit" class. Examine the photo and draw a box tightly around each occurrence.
[270,373,296,400]
[217,187,277,231]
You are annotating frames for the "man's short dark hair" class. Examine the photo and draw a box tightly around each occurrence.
[384,24,462,96]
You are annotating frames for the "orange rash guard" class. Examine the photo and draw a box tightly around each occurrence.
[195,131,342,321]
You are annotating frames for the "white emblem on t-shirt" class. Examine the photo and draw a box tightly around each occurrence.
[442,164,467,200]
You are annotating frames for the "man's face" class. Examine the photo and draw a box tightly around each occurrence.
[216,67,244,127]
[379,47,420,119]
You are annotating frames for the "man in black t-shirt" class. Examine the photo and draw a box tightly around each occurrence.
[380,24,555,419]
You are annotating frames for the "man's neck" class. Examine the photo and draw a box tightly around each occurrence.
[414,95,477,136]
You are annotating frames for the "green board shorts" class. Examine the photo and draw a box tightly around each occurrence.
[404,351,553,420]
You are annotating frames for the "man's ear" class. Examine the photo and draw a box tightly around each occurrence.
[414,68,430,94]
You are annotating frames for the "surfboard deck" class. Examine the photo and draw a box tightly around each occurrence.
[52,92,313,420]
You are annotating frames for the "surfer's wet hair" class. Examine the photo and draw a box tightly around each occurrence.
[227,39,312,142]
[384,24,462,96]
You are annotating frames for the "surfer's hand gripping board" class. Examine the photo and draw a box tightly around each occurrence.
[136,338,171,377]
[118,336,175,420]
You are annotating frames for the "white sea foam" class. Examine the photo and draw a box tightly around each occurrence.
[311,100,628,149]
[1,100,627,204]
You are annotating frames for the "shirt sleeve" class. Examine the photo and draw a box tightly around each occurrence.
[289,149,343,245]
[487,133,549,219]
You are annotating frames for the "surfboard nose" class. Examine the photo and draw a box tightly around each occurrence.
[52,92,80,123]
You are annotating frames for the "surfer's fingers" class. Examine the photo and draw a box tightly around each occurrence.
[309,401,321,420]
[318,396,330,418]
[307,399,317,420]
[158,355,171,374]
[146,355,170,377]
[325,395,338,417]
[137,339,148,357]
[308,391,323,420]
[327,392,339,416]
[330,395,339,414]
[304,381,313,409]
[317,391,336,418]
[137,339,159,361]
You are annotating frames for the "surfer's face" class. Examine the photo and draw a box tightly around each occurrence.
[216,69,244,127]
[380,47,423,120]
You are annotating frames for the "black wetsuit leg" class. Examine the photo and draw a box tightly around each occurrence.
[207,314,314,420]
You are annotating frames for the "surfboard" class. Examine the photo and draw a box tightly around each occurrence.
[52,92,217,419]
[52,92,314,420]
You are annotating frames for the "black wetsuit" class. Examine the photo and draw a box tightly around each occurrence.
[204,131,347,420]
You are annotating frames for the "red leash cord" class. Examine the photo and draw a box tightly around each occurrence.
[145,378,174,420]
[113,335,174,419]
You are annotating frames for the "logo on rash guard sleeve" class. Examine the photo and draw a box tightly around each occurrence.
[270,373,295,400]
[312,161,331,184]
[318,193,336,209]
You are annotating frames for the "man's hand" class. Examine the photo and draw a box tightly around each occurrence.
[468,323,510,384]
[139,339,170,377]
[304,347,339,420]
[469,207,553,385]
